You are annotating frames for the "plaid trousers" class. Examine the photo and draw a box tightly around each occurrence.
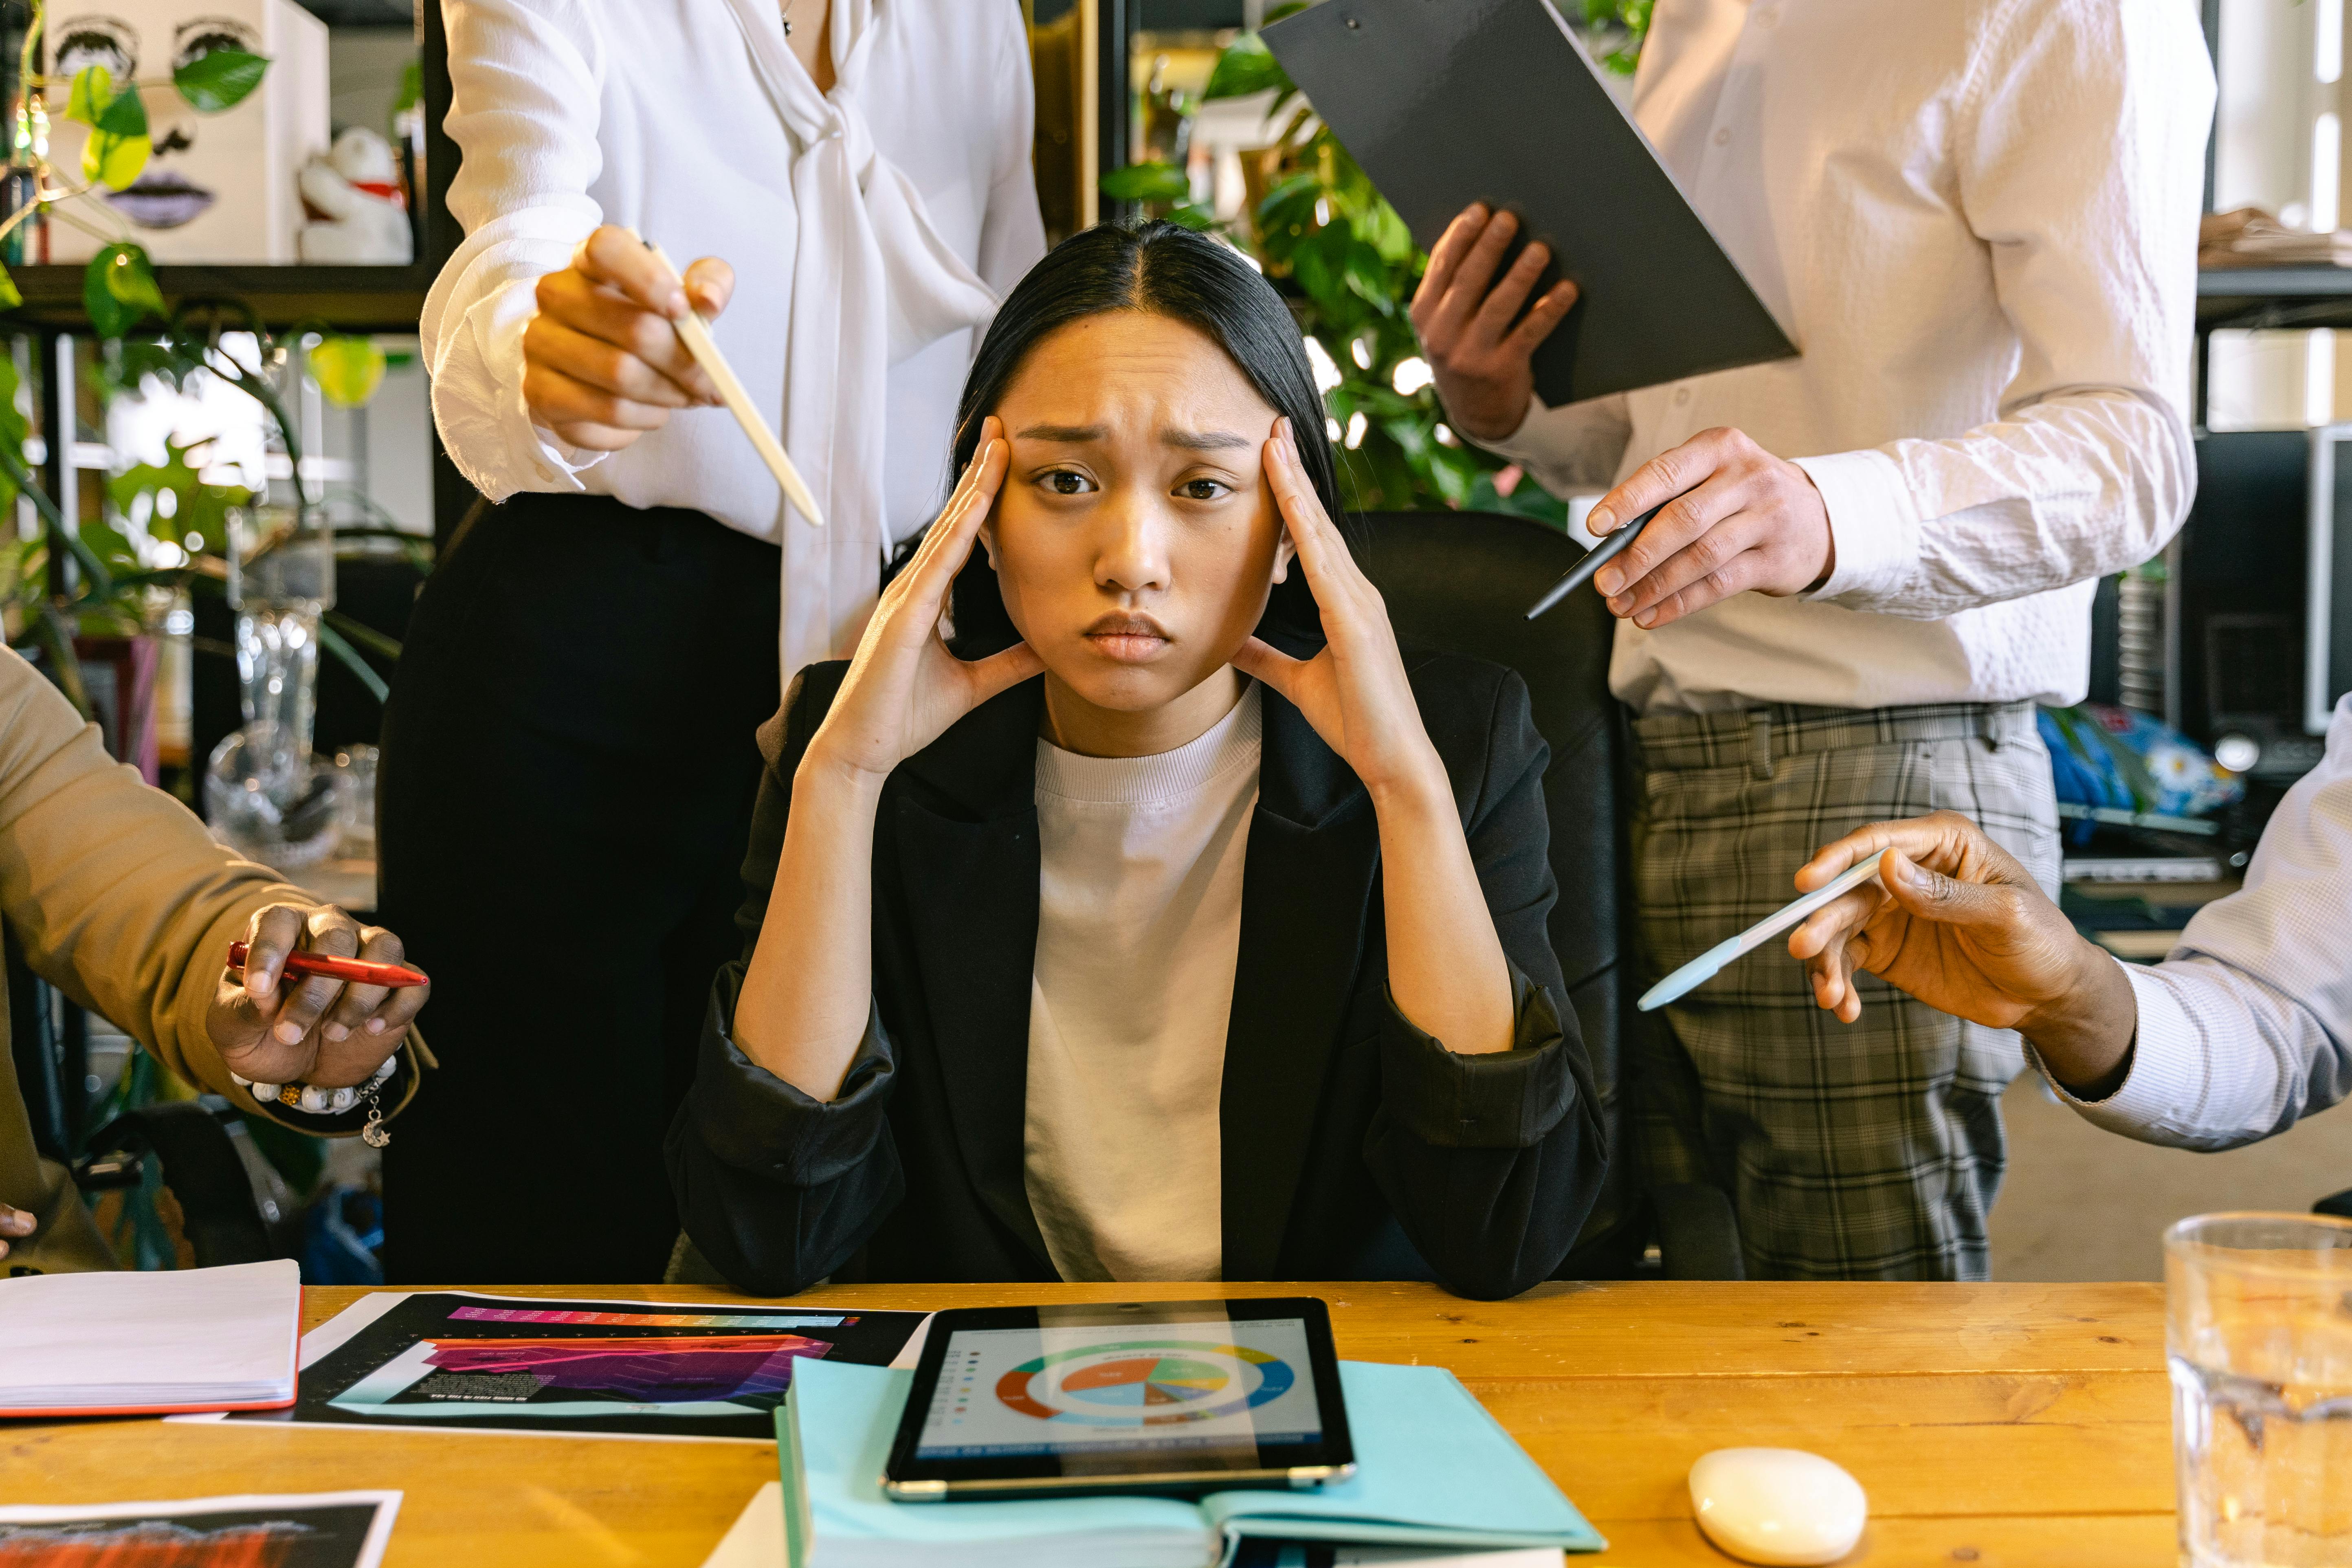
[1630,701,2060,1281]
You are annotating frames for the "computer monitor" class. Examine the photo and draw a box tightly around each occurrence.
[2310,424,2352,735]
[2176,430,2317,780]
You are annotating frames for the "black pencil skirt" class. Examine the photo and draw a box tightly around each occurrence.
[376,492,781,1284]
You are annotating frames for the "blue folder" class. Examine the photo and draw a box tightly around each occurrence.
[776,1357,1605,1566]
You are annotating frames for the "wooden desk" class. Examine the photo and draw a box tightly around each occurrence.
[5,1281,2175,1566]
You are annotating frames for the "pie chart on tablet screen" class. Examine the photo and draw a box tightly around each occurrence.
[996,1340,1294,1426]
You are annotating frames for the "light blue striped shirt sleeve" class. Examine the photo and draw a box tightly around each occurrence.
[2029,697,2352,1149]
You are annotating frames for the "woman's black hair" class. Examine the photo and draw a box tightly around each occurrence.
[942,219,1342,657]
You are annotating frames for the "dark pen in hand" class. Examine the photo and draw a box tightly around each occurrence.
[1523,501,1665,622]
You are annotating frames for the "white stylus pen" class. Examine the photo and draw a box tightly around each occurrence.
[1638,849,1892,1013]
[635,234,826,529]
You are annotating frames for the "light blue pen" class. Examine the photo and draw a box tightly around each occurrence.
[1638,849,1893,1013]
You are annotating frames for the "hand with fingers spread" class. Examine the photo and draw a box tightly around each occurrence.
[523,224,732,452]
[1409,203,1580,444]
[735,416,1044,1100]
[1581,426,1834,630]
[1231,417,1447,801]
[801,416,1047,789]
[1787,810,2137,1093]
[1233,417,1518,1058]
[208,904,430,1091]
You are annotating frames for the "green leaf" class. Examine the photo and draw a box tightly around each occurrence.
[173,47,270,114]
[391,58,423,119]
[308,335,387,407]
[83,244,167,337]
[79,517,142,577]
[0,264,20,312]
[108,436,250,557]
[84,129,151,190]
[1098,161,1192,203]
[78,70,152,189]
[1203,32,1293,101]
[64,65,113,128]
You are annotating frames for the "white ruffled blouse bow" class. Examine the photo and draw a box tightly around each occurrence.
[422,0,1046,676]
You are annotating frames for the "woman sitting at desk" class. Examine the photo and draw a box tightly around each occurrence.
[668,223,1605,1300]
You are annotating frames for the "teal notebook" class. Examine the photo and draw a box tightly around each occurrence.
[775,1357,1605,1568]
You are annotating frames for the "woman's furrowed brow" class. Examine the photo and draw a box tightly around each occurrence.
[1161,428,1253,451]
[1011,423,1251,451]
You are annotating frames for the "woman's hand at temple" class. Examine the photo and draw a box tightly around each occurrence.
[1232,418,1448,800]
[801,418,1047,790]
[1235,417,1517,1056]
[738,418,1043,1100]
[523,225,732,452]
[209,903,428,1090]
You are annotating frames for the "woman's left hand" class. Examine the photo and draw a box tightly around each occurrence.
[1232,418,1445,801]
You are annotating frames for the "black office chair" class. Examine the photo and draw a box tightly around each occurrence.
[1354,509,1743,1280]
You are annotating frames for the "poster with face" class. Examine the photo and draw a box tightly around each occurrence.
[44,0,328,262]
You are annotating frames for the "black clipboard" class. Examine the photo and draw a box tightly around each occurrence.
[1264,0,1797,408]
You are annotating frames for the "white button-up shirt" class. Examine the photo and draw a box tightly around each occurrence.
[2036,697,2352,1150]
[1482,0,2214,715]
[422,0,1046,677]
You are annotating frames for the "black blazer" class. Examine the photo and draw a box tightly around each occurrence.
[666,651,1608,1300]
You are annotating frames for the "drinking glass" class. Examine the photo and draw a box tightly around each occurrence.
[2167,1212,2352,1567]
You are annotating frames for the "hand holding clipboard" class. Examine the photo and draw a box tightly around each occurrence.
[1269,1,1828,628]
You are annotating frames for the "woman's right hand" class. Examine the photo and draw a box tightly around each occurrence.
[523,225,733,452]
[801,417,1046,788]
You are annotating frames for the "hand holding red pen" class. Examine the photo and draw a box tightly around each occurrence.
[209,904,430,1091]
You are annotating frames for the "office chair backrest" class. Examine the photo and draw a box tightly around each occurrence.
[1352,510,1640,1274]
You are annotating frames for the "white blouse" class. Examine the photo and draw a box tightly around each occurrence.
[422,0,1048,676]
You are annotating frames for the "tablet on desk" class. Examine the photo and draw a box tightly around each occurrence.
[882,1298,1355,1500]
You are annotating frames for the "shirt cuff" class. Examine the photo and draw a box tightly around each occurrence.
[686,964,897,1187]
[1378,967,1574,1149]
[1792,448,1921,604]
[477,277,606,489]
[1469,393,1555,468]
[2026,963,2203,1141]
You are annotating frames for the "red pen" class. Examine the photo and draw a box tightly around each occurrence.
[226,940,430,989]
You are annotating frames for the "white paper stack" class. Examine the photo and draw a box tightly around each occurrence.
[0,1258,301,1414]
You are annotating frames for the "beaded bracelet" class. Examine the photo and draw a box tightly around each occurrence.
[229,1053,400,1146]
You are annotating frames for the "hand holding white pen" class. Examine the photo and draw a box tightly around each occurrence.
[521,224,734,452]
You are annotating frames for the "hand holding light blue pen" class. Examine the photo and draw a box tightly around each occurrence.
[1638,849,1892,1012]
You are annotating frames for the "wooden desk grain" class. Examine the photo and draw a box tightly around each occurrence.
[4,1281,2175,1566]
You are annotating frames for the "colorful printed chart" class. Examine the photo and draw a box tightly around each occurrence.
[995,1339,1294,1427]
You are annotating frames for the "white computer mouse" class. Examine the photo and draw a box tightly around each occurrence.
[1688,1447,1868,1566]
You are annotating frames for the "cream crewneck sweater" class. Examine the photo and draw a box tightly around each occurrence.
[1022,684,1263,1282]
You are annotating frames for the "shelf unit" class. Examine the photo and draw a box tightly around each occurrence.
[0,262,432,334]
[2198,263,2352,334]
